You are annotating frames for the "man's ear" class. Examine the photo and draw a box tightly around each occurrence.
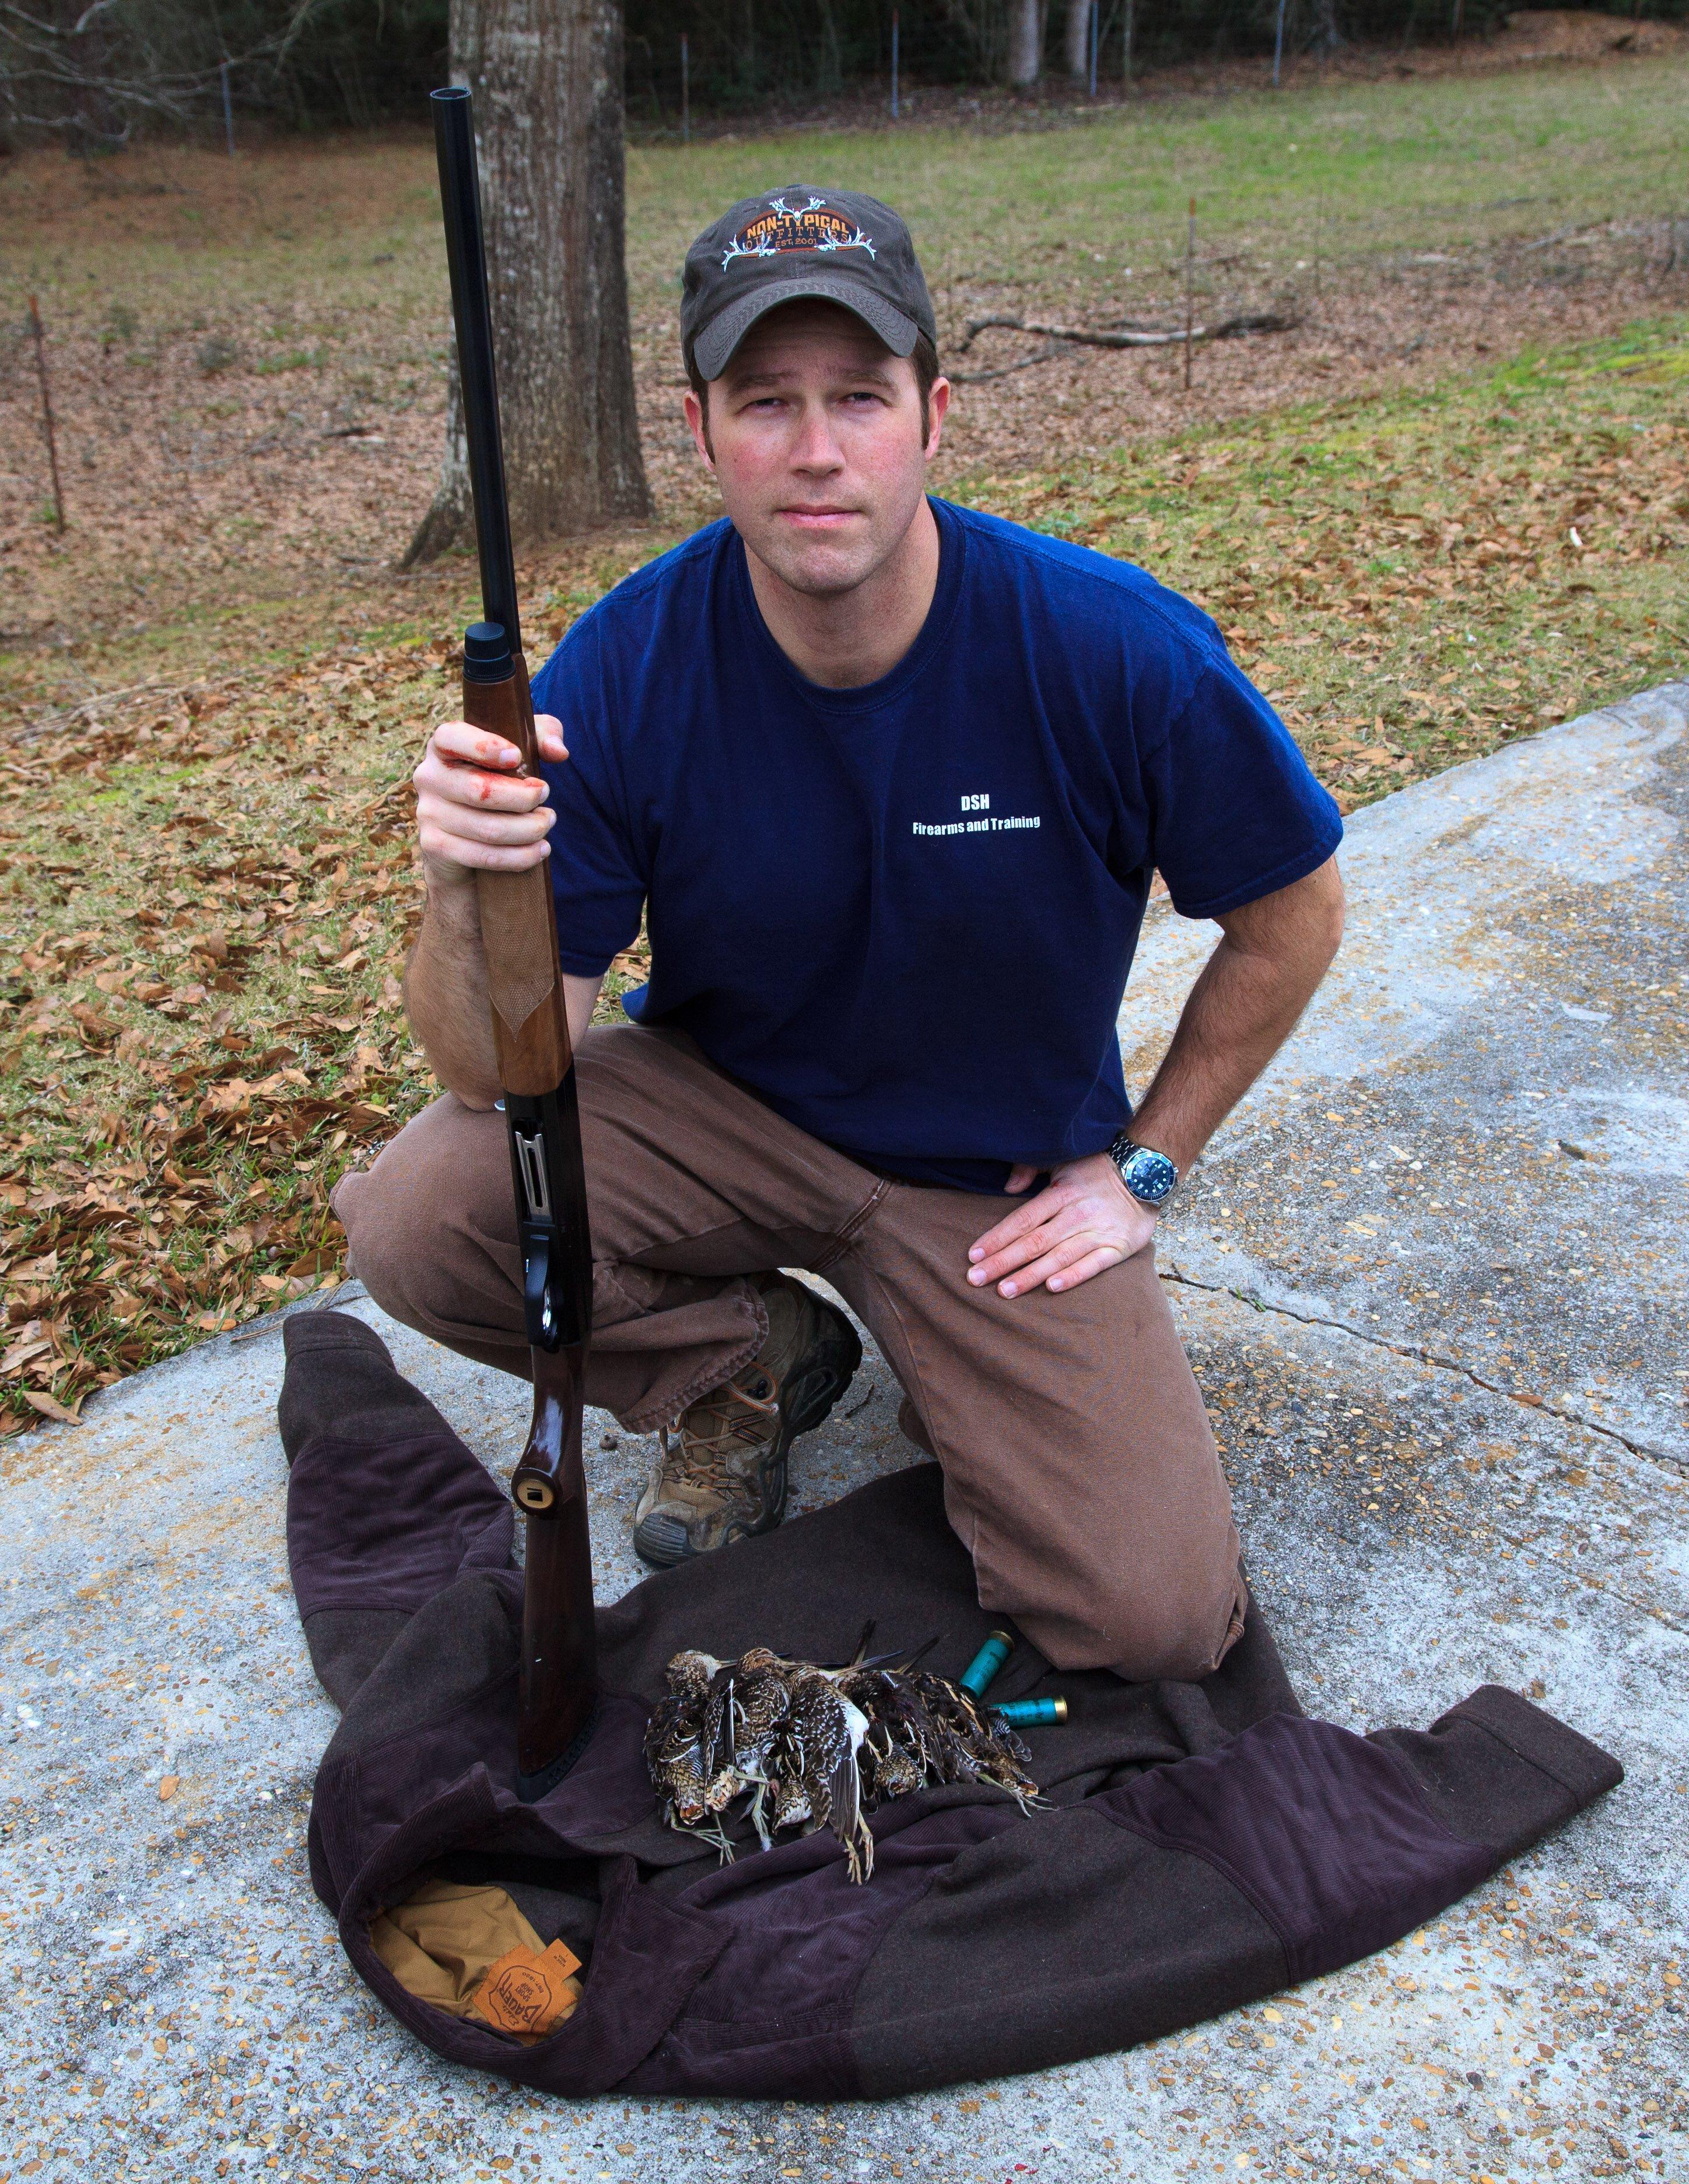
[682,387,716,470]
[924,376,951,462]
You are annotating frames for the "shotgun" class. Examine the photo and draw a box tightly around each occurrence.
[429,83,598,1798]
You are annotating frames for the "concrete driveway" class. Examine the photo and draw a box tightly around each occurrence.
[3,685,1685,2182]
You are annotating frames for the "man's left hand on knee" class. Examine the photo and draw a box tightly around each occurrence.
[966,1153,1154,1300]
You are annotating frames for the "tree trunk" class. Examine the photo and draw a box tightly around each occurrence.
[1064,0,1092,79]
[1007,0,1042,86]
[406,0,651,566]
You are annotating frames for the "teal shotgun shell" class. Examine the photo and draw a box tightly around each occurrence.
[995,1696,1068,1727]
[959,1629,1016,1697]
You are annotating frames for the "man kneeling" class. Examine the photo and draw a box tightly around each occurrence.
[334,187,1345,1684]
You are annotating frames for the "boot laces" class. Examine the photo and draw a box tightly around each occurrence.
[660,1363,782,1490]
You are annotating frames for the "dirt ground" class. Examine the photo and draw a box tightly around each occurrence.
[2,15,1687,672]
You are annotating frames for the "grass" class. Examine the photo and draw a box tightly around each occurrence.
[3,314,1683,1430]
[10,55,1689,335]
[622,54,1689,317]
[0,561,676,1430]
[972,318,1689,802]
[5,48,1686,679]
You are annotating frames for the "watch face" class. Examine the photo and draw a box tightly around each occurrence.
[1123,1147,1177,1204]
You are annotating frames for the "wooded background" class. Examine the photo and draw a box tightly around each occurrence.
[5,0,1685,144]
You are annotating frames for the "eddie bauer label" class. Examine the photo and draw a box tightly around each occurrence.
[470,1938,584,2038]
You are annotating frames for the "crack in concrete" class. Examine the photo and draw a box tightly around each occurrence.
[1167,1266,1689,1636]
[1161,1264,1688,1479]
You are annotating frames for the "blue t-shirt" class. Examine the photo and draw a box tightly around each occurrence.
[530,496,1341,1193]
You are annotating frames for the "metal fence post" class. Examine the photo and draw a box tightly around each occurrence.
[26,296,65,532]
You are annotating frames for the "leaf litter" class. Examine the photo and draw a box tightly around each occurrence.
[1,306,1684,1430]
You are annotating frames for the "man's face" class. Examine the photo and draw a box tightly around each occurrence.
[684,300,948,598]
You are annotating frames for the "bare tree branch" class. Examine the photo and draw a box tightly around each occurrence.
[954,309,1302,356]
[0,0,332,142]
[948,310,1301,383]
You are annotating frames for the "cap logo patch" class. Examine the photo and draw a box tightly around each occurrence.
[721,194,877,268]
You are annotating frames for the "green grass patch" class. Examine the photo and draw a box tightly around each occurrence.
[251,346,327,376]
[626,56,1689,322]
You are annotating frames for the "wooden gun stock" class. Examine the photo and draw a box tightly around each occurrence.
[433,86,598,1798]
[460,649,598,1795]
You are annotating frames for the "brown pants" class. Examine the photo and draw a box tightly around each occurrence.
[332,1024,1245,1681]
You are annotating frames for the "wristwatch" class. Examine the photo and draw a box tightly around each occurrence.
[1106,1131,1180,1208]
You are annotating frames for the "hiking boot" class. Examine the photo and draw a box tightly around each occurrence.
[632,1273,862,1568]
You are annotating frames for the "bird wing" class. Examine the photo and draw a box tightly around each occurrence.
[826,1738,874,1883]
[699,1661,740,1774]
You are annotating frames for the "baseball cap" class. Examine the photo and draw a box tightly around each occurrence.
[681,186,938,383]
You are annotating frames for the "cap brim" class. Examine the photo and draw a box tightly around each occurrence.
[691,274,920,382]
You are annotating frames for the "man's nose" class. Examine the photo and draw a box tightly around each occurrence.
[789,401,844,471]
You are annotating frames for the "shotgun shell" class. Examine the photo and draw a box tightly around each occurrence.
[959,1629,1017,1697]
[994,1696,1068,1728]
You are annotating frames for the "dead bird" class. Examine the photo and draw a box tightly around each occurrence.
[782,1664,875,1881]
[645,1641,1043,1881]
[644,1685,714,1833]
[644,1647,780,1845]
[715,1647,794,1847]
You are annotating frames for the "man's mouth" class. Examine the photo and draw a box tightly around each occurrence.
[778,505,863,530]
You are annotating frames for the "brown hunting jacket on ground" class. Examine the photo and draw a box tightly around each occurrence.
[285,1325,1620,2099]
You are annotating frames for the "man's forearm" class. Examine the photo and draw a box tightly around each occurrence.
[1130,945,1313,1172]
[1131,858,1344,1173]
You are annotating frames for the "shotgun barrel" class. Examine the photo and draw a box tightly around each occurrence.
[429,85,598,1799]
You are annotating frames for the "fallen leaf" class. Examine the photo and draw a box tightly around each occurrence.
[69,1003,117,1046]
[200,1079,253,1123]
[22,1389,81,1425]
[159,1776,180,1801]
